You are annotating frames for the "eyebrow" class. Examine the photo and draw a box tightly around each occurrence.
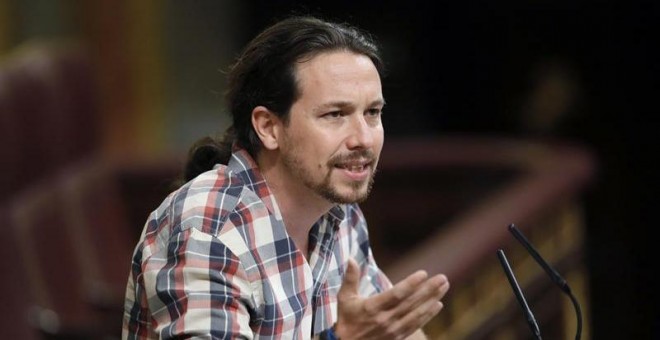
[312,99,386,113]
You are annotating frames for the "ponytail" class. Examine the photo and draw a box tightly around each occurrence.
[181,127,236,183]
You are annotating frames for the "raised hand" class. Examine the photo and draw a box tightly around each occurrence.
[334,259,450,340]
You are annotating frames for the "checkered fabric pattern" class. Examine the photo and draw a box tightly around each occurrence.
[123,148,392,339]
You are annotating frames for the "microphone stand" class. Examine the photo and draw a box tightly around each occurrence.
[507,223,583,340]
[497,249,542,340]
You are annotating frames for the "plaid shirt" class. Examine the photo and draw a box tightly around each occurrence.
[123,148,392,339]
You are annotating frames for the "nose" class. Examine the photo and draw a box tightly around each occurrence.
[345,115,375,150]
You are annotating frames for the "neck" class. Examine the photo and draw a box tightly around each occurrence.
[257,152,333,256]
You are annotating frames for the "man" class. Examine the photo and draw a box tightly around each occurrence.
[123,16,450,339]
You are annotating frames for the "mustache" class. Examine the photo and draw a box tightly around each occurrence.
[328,150,377,166]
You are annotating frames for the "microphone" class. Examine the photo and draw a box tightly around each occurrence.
[507,223,583,340]
[508,224,570,294]
[497,249,542,340]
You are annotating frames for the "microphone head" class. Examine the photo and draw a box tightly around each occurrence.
[508,223,571,294]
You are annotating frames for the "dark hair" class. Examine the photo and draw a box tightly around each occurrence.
[182,15,384,182]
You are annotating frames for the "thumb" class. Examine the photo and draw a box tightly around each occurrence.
[338,258,360,300]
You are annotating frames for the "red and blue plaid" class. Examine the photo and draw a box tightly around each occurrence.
[123,148,392,339]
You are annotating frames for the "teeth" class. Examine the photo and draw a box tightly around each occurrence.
[348,165,364,172]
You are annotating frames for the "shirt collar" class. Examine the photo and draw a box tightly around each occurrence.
[224,147,280,218]
[225,147,346,226]
[327,205,346,226]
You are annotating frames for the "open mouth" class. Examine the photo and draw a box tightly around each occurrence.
[334,160,372,180]
[335,163,369,172]
[329,150,377,181]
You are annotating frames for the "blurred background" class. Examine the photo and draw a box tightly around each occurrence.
[1,0,657,339]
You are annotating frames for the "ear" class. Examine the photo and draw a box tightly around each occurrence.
[251,106,282,151]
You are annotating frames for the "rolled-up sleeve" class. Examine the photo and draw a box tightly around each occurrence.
[126,227,255,339]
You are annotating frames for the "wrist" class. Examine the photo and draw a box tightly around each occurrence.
[320,324,340,340]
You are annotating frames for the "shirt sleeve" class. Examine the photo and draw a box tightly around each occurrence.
[127,227,255,339]
[350,206,393,297]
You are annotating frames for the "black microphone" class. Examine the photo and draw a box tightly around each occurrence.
[497,249,542,340]
[508,224,570,294]
[508,223,582,340]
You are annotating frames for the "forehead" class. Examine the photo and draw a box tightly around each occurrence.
[293,50,382,101]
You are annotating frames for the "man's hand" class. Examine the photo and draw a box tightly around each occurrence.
[334,259,450,340]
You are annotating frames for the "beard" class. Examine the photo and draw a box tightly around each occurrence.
[281,148,377,204]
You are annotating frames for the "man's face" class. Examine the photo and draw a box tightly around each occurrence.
[278,50,385,204]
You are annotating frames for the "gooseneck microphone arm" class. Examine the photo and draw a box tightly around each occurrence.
[508,224,582,340]
[497,249,542,340]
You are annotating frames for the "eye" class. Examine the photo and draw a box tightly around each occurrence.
[323,111,343,118]
[366,108,382,117]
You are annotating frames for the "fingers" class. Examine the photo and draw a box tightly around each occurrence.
[335,266,450,340]
[406,274,449,314]
[367,270,449,314]
[365,270,429,312]
[391,297,444,336]
[359,273,449,339]
[383,275,449,337]
[337,258,361,300]
[386,274,447,324]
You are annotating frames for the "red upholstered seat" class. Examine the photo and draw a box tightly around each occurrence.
[8,172,118,339]
[0,41,100,202]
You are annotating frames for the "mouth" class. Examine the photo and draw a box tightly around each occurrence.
[335,161,369,171]
[329,149,378,180]
[334,159,373,180]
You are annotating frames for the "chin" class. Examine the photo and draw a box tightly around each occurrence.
[324,186,370,204]
[315,174,375,204]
